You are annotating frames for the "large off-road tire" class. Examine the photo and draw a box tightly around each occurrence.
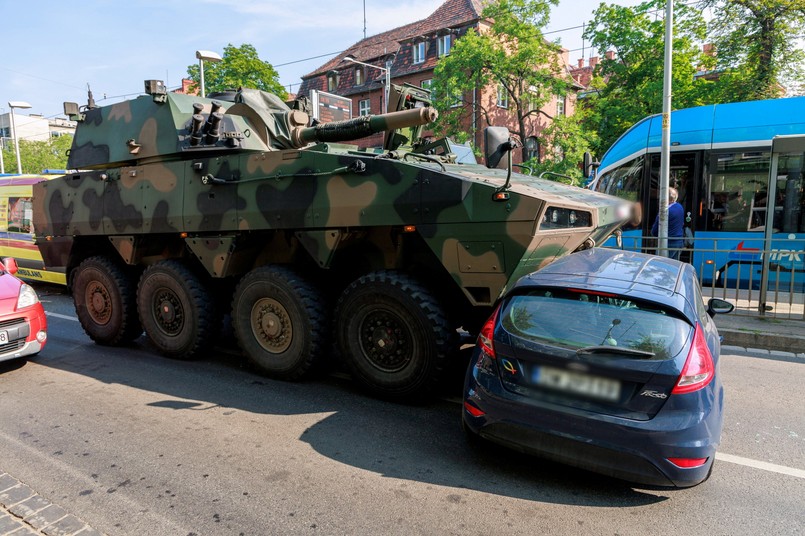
[72,256,142,346]
[335,271,454,401]
[137,260,216,360]
[232,265,327,381]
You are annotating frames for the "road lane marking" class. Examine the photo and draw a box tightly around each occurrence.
[716,452,805,479]
[45,312,79,322]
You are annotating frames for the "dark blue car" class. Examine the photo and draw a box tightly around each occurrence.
[462,248,734,488]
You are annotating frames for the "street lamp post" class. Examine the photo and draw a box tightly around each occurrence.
[8,101,32,175]
[195,50,222,98]
[342,56,391,113]
[0,107,5,174]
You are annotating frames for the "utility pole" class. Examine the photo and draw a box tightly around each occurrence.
[658,0,673,256]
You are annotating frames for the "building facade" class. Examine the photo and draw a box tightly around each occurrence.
[0,112,75,150]
[297,0,576,162]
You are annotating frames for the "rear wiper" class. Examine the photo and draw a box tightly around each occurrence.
[576,346,655,358]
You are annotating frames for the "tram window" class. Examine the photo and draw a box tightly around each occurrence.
[775,154,804,233]
[596,157,645,229]
[708,152,770,232]
[597,156,644,202]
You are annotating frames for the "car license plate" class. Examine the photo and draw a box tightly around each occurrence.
[532,365,620,401]
[0,331,7,344]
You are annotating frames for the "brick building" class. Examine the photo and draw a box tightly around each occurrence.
[297,0,576,161]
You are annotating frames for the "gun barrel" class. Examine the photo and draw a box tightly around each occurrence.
[291,106,437,148]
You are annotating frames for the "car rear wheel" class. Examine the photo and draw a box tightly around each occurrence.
[232,265,327,380]
[335,270,454,401]
[137,260,216,360]
[72,256,142,346]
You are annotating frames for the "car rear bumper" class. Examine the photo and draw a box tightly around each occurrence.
[464,363,721,488]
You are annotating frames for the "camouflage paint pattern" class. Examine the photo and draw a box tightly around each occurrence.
[34,84,630,315]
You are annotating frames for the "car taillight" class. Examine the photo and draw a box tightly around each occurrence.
[672,323,714,395]
[476,304,501,359]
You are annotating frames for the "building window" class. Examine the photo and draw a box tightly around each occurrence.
[438,35,452,57]
[413,42,426,64]
[327,73,339,92]
[450,90,462,108]
[359,99,371,116]
[421,79,432,90]
[354,67,363,86]
[556,96,565,116]
[497,85,509,108]
[525,136,540,162]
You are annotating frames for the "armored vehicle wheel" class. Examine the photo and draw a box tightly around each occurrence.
[72,256,142,346]
[335,271,454,401]
[232,265,327,381]
[137,260,216,360]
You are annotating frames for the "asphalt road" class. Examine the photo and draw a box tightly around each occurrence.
[0,285,803,535]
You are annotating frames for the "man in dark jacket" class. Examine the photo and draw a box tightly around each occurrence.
[651,187,684,260]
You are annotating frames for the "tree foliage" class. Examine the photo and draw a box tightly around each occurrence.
[2,135,72,175]
[186,43,287,99]
[581,0,714,155]
[433,0,589,167]
[697,0,805,100]
[581,0,805,155]
[525,109,599,185]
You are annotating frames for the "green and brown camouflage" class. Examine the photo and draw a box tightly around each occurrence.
[33,80,631,399]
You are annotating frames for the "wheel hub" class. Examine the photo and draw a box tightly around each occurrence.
[252,298,292,354]
[360,311,411,373]
[159,300,176,323]
[152,289,183,335]
[86,281,112,325]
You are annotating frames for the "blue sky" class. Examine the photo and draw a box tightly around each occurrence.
[1,0,641,120]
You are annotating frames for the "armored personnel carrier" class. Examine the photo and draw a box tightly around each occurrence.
[34,80,630,399]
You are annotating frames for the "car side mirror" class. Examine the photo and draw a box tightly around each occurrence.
[707,297,734,317]
[1,257,19,275]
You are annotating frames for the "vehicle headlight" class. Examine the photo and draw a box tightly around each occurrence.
[540,206,592,229]
[17,284,40,309]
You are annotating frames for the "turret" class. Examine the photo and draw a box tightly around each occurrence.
[62,81,438,170]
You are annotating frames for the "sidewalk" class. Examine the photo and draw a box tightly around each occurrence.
[0,473,103,536]
[714,313,805,358]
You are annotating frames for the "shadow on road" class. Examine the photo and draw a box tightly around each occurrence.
[0,357,28,374]
[32,319,670,508]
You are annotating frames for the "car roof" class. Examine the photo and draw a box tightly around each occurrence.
[512,248,699,323]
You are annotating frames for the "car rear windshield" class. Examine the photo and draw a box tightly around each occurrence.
[500,288,692,359]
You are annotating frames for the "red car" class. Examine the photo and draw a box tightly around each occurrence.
[0,257,47,363]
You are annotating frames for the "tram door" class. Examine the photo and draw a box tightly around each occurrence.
[643,153,702,258]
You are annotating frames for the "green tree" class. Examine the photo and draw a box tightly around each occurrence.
[582,0,714,155]
[2,135,72,174]
[433,0,583,164]
[526,110,599,185]
[186,43,287,99]
[697,0,805,100]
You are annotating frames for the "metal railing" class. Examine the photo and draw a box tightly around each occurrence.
[605,235,805,320]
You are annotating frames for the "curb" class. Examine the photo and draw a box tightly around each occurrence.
[719,328,805,355]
